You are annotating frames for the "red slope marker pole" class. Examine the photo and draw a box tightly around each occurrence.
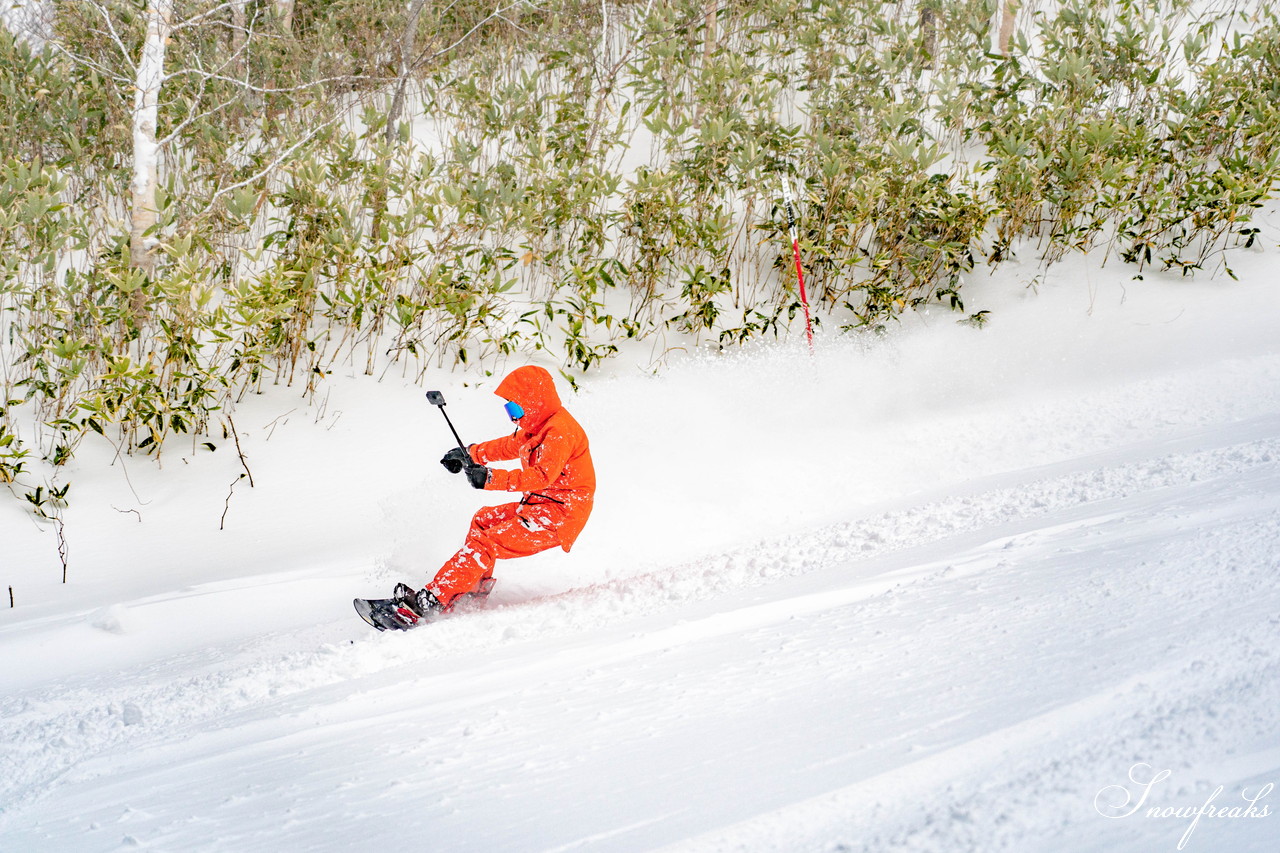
[781,182,814,354]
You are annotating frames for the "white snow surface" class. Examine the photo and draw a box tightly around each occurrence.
[4,225,1280,851]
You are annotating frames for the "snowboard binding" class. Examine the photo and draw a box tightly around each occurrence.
[354,576,496,631]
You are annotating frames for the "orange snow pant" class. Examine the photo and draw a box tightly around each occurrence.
[428,502,562,607]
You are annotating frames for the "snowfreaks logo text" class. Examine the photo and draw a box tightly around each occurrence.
[1094,763,1273,850]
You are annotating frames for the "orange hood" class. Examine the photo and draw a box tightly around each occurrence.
[494,365,562,432]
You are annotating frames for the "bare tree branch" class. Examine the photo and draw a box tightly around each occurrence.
[170,0,257,34]
[156,91,246,149]
[46,40,134,87]
[410,1,531,73]
[195,111,348,216]
[161,68,375,95]
[384,0,531,144]
[88,0,137,66]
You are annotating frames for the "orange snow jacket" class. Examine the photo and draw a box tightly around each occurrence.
[468,366,595,551]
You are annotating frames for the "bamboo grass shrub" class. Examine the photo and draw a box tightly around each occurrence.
[2,0,1279,512]
[783,0,999,328]
[968,0,1279,274]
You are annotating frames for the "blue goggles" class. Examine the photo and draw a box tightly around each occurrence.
[504,400,524,421]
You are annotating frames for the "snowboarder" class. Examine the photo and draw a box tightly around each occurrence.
[393,365,595,622]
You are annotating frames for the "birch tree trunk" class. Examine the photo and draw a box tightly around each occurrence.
[230,0,248,55]
[129,0,173,289]
[998,0,1020,55]
[274,0,294,34]
[919,0,938,70]
[385,0,429,145]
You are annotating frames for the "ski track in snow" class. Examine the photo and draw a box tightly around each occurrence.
[3,412,1279,851]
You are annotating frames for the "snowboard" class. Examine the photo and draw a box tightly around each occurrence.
[354,577,496,631]
[353,597,424,631]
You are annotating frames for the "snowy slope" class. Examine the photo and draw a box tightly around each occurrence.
[4,232,1280,851]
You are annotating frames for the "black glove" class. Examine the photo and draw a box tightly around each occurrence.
[441,446,472,474]
[465,462,491,489]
